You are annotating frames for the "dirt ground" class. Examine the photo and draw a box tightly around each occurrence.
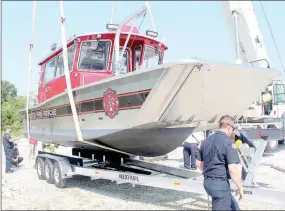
[2,139,285,210]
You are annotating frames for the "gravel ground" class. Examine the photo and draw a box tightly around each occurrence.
[2,139,285,210]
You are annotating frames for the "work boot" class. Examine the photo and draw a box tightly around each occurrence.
[5,169,14,174]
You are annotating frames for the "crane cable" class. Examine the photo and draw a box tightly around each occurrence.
[145,0,156,32]
[260,1,285,74]
[26,1,37,143]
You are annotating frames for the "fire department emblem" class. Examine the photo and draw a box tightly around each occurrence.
[102,88,119,119]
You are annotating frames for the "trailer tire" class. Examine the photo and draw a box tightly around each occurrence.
[44,159,54,184]
[264,125,279,153]
[53,162,66,188]
[265,140,278,153]
[36,157,45,180]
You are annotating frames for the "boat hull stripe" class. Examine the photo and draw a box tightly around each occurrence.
[22,89,151,120]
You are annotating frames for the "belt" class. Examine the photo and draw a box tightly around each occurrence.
[204,175,227,180]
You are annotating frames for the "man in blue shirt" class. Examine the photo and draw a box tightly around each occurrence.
[196,115,244,210]
[3,128,18,173]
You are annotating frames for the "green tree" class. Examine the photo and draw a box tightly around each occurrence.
[1,80,26,136]
[1,80,17,103]
[2,96,26,132]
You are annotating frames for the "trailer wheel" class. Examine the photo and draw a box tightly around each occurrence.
[264,125,279,153]
[265,140,278,153]
[36,157,45,180]
[53,162,66,188]
[44,159,54,184]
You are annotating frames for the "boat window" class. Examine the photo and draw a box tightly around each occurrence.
[273,83,285,104]
[142,46,162,69]
[68,45,76,71]
[111,49,129,74]
[134,45,142,70]
[55,54,64,78]
[78,40,111,71]
[55,45,76,78]
[43,57,56,84]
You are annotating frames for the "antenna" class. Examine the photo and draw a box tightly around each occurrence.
[110,1,115,24]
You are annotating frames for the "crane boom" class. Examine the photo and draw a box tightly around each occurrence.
[221,1,270,68]
[222,1,285,119]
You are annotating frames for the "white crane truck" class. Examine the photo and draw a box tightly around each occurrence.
[222,1,285,152]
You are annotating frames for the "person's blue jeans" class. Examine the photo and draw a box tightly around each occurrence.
[183,142,198,169]
[231,195,240,210]
[4,147,13,172]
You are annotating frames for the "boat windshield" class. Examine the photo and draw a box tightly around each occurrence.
[142,46,162,69]
[78,40,111,71]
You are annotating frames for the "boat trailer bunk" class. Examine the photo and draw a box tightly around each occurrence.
[35,128,285,206]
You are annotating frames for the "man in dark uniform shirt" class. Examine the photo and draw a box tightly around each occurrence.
[196,115,244,210]
[3,128,18,173]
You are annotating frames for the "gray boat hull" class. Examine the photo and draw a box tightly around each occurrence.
[21,59,280,156]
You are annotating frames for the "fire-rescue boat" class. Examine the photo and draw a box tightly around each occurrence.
[21,5,280,157]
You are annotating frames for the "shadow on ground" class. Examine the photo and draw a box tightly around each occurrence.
[63,175,210,210]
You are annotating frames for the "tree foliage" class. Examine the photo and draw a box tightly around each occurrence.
[1,80,26,133]
[1,80,17,103]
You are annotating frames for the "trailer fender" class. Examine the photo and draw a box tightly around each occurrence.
[37,153,73,179]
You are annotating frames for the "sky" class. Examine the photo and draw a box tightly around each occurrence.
[2,1,285,96]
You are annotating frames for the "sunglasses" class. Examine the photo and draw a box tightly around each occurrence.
[227,124,236,131]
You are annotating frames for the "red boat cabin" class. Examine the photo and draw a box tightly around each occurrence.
[37,24,168,104]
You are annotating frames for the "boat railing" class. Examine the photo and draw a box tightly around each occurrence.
[113,5,148,76]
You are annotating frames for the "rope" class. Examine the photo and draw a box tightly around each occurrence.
[58,1,133,156]
[260,1,285,73]
[59,0,83,143]
[26,0,37,144]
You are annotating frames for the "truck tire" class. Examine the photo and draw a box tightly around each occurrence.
[36,157,45,180]
[44,159,54,184]
[53,162,67,188]
[264,125,279,153]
